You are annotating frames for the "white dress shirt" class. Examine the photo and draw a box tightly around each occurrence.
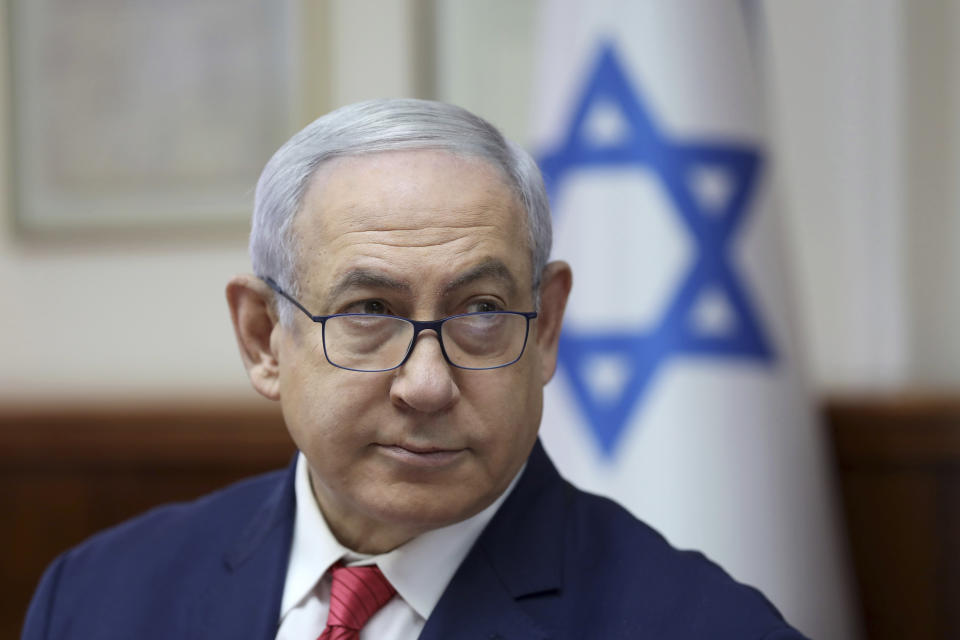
[276,453,523,640]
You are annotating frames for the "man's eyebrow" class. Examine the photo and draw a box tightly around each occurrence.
[326,269,412,301]
[441,259,519,297]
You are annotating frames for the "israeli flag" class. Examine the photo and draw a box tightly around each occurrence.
[533,2,857,638]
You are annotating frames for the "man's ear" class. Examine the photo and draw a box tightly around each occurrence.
[226,274,282,400]
[535,261,572,384]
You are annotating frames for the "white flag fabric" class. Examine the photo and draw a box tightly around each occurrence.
[532,2,858,638]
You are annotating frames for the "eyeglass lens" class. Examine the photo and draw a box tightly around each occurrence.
[323,313,528,371]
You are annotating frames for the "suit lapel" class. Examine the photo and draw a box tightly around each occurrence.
[417,547,551,640]
[190,457,298,640]
[419,440,567,640]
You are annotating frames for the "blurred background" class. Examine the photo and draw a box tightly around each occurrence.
[1,1,958,638]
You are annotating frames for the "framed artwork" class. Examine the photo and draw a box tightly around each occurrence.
[7,0,304,234]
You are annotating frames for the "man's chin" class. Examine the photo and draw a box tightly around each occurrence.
[363,488,492,533]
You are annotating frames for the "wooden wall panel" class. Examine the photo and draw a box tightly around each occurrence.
[826,395,960,640]
[942,476,960,636]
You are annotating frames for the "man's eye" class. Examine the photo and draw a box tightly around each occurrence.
[466,300,502,314]
[346,300,391,315]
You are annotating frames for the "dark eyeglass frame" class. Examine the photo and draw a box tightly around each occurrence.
[261,276,538,372]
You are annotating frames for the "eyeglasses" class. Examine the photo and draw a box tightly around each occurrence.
[261,277,538,372]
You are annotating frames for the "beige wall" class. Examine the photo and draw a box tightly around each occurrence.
[1,0,958,404]
[904,0,960,385]
[0,2,253,404]
[769,0,960,390]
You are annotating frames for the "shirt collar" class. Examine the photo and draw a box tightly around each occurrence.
[280,452,524,621]
[279,453,348,617]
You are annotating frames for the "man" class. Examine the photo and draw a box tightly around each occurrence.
[23,99,806,639]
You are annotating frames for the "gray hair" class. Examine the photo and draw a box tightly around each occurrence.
[250,98,552,324]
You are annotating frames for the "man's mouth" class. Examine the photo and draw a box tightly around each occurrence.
[377,443,465,467]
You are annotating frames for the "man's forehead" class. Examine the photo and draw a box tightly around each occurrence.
[287,149,536,306]
[321,257,521,302]
[292,149,530,270]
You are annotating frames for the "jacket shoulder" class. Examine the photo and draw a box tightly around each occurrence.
[22,467,291,640]
[68,468,286,563]
[559,483,807,638]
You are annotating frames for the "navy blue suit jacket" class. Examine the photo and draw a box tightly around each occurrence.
[23,440,807,639]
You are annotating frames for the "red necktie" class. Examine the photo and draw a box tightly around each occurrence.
[317,563,397,640]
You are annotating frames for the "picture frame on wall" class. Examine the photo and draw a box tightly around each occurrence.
[6,0,307,235]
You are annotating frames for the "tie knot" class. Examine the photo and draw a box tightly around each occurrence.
[324,563,396,633]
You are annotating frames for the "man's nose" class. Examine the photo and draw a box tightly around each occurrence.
[389,332,460,413]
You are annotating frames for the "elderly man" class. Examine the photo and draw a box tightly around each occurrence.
[23,100,805,639]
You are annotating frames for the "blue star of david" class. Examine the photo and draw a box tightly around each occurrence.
[539,43,776,458]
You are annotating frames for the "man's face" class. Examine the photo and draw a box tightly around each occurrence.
[271,150,561,552]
